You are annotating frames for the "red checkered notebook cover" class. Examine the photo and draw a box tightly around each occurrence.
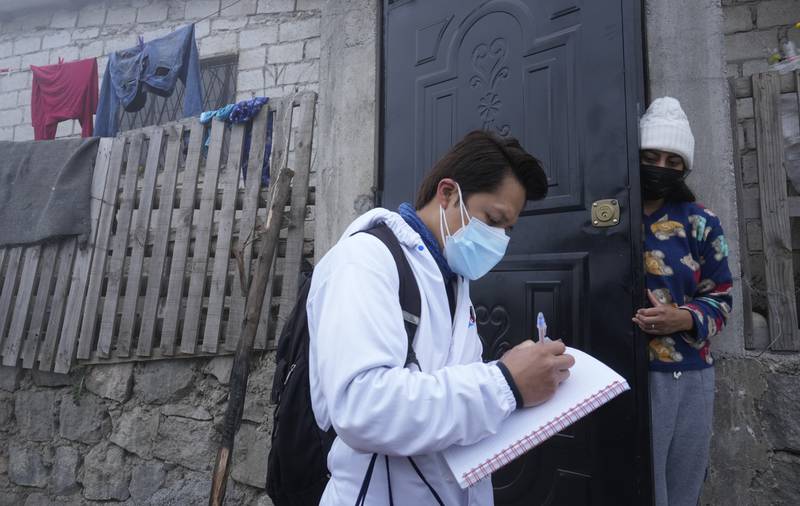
[442,347,630,488]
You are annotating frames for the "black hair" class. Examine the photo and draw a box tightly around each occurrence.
[665,180,696,203]
[414,130,548,209]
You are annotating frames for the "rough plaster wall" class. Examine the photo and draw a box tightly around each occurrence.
[313,0,379,261]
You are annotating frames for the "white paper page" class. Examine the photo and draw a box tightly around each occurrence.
[442,346,630,488]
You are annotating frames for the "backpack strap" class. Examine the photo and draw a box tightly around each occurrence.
[361,223,422,369]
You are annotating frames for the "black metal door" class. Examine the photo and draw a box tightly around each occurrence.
[382,1,651,504]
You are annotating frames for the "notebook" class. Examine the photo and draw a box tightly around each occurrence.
[442,346,630,489]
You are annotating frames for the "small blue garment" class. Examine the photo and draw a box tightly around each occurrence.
[199,104,235,124]
[198,97,272,186]
[398,202,456,282]
[229,96,269,123]
[96,25,203,137]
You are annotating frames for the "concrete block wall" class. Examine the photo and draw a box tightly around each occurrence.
[0,0,322,142]
[724,0,800,77]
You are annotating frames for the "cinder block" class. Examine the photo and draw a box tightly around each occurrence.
[239,48,267,70]
[257,0,295,14]
[238,69,265,92]
[279,17,321,42]
[42,32,72,50]
[106,7,137,25]
[14,37,42,56]
[77,5,106,27]
[723,5,753,34]
[198,32,238,56]
[137,4,169,23]
[186,0,220,19]
[240,26,279,48]
[725,28,779,62]
[268,41,304,63]
[757,0,800,29]
[14,124,34,141]
[50,11,78,29]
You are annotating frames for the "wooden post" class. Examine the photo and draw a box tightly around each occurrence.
[753,72,800,351]
[209,167,294,506]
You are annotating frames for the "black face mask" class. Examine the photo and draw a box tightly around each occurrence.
[640,164,687,201]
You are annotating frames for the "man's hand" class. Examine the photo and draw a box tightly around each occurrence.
[499,339,575,408]
[632,290,694,336]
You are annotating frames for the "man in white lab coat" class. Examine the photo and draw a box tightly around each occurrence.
[308,130,575,505]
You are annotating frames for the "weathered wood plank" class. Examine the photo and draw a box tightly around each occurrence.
[753,72,800,351]
[0,247,23,358]
[117,129,165,358]
[22,242,59,368]
[54,139,114,373]
[138,125,184,356]
[2,246,40,366]
[161,120,204,355]
[38,240,77,371]
[96,134,145,359]
[734,72,799,99]
[255,98,294,348]
[729,79,755,348]
[276,92,316,340]
[72,138,126,364]
[181,119,226,354]
[203,123,246,353]
[227,105,270,349]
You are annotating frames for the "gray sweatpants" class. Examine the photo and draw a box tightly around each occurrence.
[649,368,715,506]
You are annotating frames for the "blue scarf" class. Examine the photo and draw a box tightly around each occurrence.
[398,202,456,282]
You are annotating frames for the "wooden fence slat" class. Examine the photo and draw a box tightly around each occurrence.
[227,106,271,349]
[38,240,77,371]
[181,119,226,354]
[161,120,205,355]
[203,124,246,353]
[54,139,114,373]
[753,72,800,351]
[730,78,755,349]
[0,247,23,356]
[2,246,41,366]
[256,98,293,348]
[96,134,145,358]
[276,93,316,339]
[117,129,166,357]
[22,242,59,368]
[72,138,126,364]
[138,125,184,356]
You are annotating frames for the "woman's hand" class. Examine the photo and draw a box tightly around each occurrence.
[633,290,694,335]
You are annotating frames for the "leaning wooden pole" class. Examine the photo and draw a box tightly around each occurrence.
[209,167,294,506]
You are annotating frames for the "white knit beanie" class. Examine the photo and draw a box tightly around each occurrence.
[639,97,695,170]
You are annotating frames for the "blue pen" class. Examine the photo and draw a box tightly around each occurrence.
[536,312,547,343]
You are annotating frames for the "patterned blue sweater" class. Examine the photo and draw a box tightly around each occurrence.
[643,202,733,372]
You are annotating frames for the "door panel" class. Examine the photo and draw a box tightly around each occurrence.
[382,1,650,504]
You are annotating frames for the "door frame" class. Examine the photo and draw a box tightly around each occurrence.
[377,1,652,503]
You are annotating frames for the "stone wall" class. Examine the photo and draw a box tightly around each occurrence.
[724,0,799,78]
[0,0,322,141]
[0,357,277,505]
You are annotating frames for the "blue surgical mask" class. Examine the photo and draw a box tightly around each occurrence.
[439,184,510,280]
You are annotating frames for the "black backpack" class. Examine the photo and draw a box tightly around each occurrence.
[266,223,428,505]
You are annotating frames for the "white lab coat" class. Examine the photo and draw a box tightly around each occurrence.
[308,208,516,505]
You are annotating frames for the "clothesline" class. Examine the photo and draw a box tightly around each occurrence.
[0,0,246,77]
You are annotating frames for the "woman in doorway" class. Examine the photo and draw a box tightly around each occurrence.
[632,97,733,506]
